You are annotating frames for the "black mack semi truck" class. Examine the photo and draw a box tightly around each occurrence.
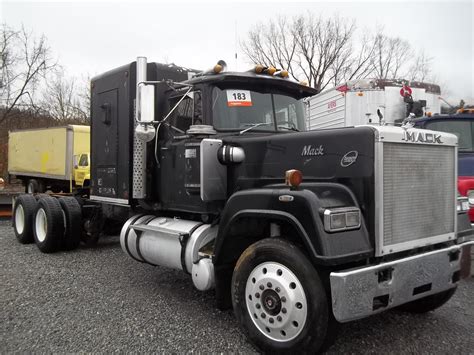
[12,57,473,353]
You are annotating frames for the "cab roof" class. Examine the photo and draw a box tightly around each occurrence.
[184,71,318,99]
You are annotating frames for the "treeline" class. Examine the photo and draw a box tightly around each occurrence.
[241,14,436,92]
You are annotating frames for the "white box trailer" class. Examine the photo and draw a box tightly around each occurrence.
[306,79,441,130]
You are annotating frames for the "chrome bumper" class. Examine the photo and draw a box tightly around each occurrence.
[330,241,474,323]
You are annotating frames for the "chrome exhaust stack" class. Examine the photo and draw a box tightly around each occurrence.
[132,56,149,199]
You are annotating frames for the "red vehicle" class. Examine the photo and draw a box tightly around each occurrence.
[413,110,474,226]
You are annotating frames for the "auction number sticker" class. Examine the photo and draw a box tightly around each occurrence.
[226,90,252,107]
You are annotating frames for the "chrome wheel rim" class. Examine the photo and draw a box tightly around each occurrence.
[15,204,25,234]
[245,262,307,342]
[35,208,48,242]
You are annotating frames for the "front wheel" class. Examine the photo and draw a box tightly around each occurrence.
[232,238,334,354]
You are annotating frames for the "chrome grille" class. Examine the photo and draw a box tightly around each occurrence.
[382,143,455,249]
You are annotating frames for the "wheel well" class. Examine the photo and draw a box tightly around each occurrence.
[214,215,307,310]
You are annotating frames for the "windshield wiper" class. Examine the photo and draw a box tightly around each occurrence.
[239,122,273,135]
[278,125,299,132]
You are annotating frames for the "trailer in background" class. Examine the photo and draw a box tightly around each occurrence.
[8,125,90,193]
[306,79,441,130]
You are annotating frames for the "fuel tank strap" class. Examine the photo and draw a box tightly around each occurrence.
[123,214,146,264]
[128,216,157,265]
[179,223,204,274]
[135,216,159,266]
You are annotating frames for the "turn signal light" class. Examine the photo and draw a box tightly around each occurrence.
[285,169,302,188]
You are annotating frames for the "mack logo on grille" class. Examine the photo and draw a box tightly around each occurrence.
[301,145,324,156]
[341,151,358,167]
[402,131,443,144]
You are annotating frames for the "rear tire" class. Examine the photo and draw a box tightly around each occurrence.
[33,196,64,253]
[232,238,335,354]
[58,197,82,251]
[12,194,38,244]
[397,287,457,313]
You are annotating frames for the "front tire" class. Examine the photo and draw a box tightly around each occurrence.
[232,238,333,354]
[33,196,64,253]
[397,287,457,313]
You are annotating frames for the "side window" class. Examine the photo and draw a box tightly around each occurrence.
[79,154,89,167]
[169,90,202,133]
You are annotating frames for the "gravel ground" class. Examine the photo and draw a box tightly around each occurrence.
[1,218,473,353]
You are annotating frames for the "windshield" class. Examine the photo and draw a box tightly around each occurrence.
[211,87,306,132]
[425,119,474,151]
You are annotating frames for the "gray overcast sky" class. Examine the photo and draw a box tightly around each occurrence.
[2,0,473,102]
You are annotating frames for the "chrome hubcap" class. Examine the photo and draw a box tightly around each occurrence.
[245,262,307,342]
[35,208,48,242]
[15,204,25,234]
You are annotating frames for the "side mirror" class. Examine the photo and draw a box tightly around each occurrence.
[137,84,155,123]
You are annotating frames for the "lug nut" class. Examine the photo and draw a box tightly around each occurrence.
[256,303,261,309]
[281,296,286,303]
[275,287,281,293]
[282,308,287,314]
[269,318,274,324]
[277,316,282,322]
[267,282,272,288]
[261,313,266,319]
[255,293,260,298]
[259,285,265,291]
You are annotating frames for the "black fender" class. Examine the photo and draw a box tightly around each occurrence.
[213,182,372,309]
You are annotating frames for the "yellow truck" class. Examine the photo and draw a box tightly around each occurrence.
[8,125,90,193]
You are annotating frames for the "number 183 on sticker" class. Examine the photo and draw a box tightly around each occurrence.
[226,90,252,107]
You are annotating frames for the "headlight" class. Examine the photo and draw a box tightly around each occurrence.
[323,207,361,233]
[468,190,474,206]
[457,196,469,212]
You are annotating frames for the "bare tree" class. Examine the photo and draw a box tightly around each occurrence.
[0,24,56,124]
[40,69,90,124]
[408,49,433,82]
[241,17,298,80]
[371,30,412,79]
[329,30,377,86]
[242,14,356,92]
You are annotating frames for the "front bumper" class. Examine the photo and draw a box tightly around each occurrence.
[330,241,474,323]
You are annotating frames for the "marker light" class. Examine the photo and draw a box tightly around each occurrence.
[299,80,309,86]
[285,169,302,188]
[275,70,289,78]
[357,92,364,96]
[254,64,265,74]
[264,67,277,75]
[213,60,227,74]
